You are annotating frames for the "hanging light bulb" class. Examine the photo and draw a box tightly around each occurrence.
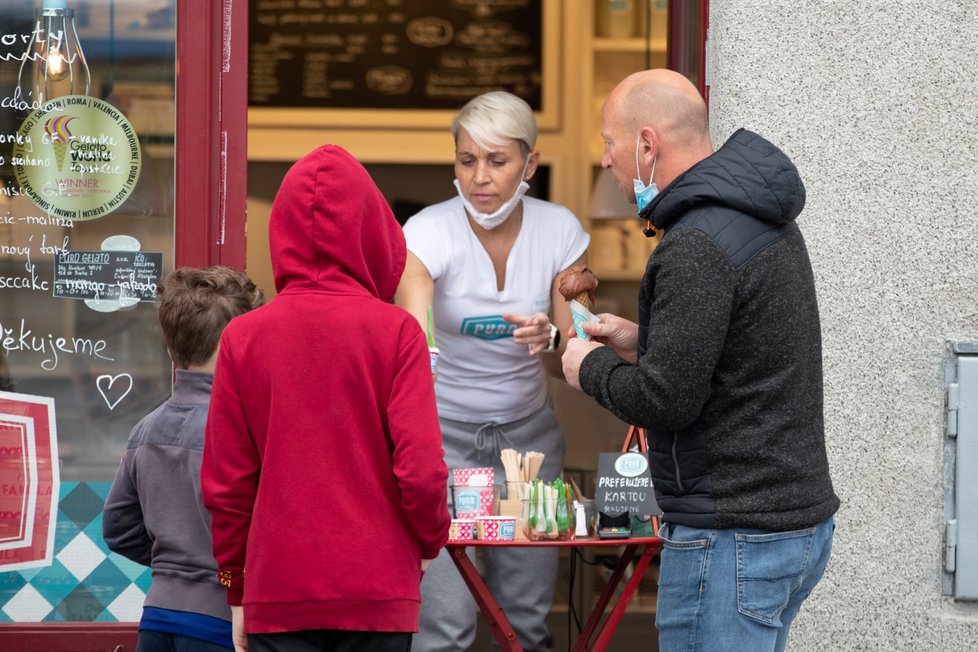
[17,0,91,108]
[45,42,70,82]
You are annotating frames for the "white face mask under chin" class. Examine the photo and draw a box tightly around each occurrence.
[454,157,532,230]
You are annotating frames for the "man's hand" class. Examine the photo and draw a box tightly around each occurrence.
[421,558,434,573]
[582,314,639,364]
[562,333,603,390]
[231,605,247,652]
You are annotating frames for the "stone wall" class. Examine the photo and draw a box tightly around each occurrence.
[709,1,978,649]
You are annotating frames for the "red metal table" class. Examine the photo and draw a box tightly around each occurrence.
[445,536,661,652]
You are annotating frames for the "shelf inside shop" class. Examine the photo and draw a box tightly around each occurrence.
[592,36,668,53]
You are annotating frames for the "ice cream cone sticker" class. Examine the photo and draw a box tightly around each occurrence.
[14,95,142,220]
[44,115,77,172]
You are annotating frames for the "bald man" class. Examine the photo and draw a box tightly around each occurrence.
[562,70,839,652]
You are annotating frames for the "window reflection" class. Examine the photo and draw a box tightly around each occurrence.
[0,0,176,481]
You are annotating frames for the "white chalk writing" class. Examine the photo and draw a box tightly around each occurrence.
[597,477,652,488]
[96,373,133,410]
[0,248,49,292]
[0,317,113,371]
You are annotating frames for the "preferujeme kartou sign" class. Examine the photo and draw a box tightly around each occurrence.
[595,451,661,518]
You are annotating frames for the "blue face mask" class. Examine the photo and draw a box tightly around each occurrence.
[633,136,658,214]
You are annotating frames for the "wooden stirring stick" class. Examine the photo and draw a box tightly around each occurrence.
[568,476,586,503]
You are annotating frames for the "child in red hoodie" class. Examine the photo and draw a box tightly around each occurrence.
[202,145,450,652]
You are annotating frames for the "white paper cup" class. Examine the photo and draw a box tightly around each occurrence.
[451,484,501,518]
[449,519,475,542]
[569,299,600,341]
[476,516,516,541]
[429,347,439,376]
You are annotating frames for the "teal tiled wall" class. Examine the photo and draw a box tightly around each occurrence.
[0,482,151,622]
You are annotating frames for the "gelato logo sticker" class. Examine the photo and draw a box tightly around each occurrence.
[460,315,516,340]
[12,95,141,222]
[614,453,649,478]
[44,115,77,172]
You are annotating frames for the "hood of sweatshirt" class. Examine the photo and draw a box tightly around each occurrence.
[270,144,405,300]
[647,128,806,231]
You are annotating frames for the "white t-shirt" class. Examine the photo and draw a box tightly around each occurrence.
[403,196,589,423]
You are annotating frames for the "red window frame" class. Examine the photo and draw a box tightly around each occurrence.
[176,0,248,269]
[669,0,710,102]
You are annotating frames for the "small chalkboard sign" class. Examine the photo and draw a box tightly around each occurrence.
[53,250,163,303]
[594,451,661,518]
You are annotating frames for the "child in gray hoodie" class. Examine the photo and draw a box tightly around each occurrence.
[103,266,264,652]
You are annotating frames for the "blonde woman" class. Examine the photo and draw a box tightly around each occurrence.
[396,91,589,652]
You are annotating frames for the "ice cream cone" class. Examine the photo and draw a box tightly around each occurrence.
[558,264,598,307]
[45,115,77,172]
[569,299,600,341]
[53,141,68,172]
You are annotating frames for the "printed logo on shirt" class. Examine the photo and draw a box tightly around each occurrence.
[532,294,549,313]
[460,315,516,340]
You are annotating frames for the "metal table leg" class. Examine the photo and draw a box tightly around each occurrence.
[573,542,660,652]
[448,546,524,652]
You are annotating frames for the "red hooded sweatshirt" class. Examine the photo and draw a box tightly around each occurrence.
[201,145,450,634]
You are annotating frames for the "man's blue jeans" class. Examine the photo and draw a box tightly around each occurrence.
[655,517,835,652]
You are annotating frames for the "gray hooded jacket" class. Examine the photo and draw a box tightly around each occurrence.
[103,369,230,621]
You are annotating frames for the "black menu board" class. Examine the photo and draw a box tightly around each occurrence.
[248,0,543,110]
[595,451,661,517]
[53,251,164,303]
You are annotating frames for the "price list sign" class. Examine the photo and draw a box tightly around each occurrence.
[53,250,163,303]
[249,0,543,110]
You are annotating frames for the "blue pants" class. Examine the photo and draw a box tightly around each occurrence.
[656,517,835,652]
[136,631,232,652]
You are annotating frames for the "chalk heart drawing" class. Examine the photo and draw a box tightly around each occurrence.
[96,373,133,410]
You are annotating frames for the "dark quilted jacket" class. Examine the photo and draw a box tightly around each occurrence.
[580,129,839,531]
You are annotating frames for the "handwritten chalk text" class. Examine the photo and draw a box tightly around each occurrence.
[0,317,113,371]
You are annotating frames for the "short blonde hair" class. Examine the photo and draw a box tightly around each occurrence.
[451,91,537,156]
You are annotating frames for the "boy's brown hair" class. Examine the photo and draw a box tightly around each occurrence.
[157,266,265,369]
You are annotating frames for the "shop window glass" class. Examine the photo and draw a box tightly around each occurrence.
[0,0,175,623]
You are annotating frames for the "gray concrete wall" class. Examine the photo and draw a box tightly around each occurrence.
[709,1,978,649]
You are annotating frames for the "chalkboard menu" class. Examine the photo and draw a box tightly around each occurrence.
[595,451,661,517]
[54,251,164,303]
[249,0,543,110]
